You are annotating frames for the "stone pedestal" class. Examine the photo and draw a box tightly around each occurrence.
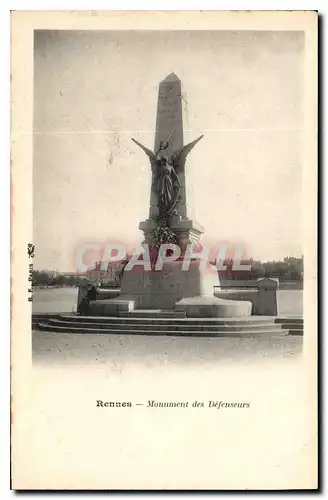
[139,216,204,252]
[121,260,218,309]
[89,260,252,318]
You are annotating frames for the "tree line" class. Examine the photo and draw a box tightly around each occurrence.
[32,271,81,287]
[221,256,303,281]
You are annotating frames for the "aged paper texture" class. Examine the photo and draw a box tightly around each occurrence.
[11,11,317,490]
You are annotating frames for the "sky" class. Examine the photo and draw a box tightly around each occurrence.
[33,29,304,272]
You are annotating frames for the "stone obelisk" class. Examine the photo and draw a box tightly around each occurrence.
[139,72,204,250]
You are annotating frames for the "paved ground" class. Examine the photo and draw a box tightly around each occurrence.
[32,330,302,366]
[32,287,303,365]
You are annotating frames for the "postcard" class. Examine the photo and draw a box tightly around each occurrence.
[11,10,318,490]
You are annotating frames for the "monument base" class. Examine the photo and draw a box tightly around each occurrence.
[89,260,252,318]
[139,216,204,251]
[120,260,218,309]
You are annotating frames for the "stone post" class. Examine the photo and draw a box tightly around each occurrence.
[256,278,279,316]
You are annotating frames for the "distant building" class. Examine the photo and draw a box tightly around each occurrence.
[86,260,126,286]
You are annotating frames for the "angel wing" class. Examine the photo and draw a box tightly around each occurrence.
[131,138,158,175]
[171,135,204,170]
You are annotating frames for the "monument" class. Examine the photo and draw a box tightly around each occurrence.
[89,73,252,317]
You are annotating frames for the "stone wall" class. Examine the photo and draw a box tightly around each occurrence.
[215,278,279,316]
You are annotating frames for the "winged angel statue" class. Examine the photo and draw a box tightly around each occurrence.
[131,135,204,220]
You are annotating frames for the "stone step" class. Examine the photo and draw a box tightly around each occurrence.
[46,318,282,333]
[120,310,187,318]
[32,314,303,336]
[32,314,63,326]
[37,323,288,337]
[32,313,65,320]
[280,323,305,330]
[275,318,303,324]
[54,314,278,326]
